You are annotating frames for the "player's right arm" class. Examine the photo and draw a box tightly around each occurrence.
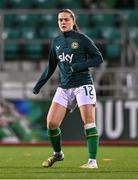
[33,41,58,94]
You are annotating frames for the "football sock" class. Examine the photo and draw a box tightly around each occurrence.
[47,128,61,153]
[84,124,99,159]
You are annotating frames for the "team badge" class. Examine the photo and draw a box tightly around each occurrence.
[71,42,79,49]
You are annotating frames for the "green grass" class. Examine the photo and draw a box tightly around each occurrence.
[0,146,138,179]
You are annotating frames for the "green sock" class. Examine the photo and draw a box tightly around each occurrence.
[85,127,99,159]
[47,128,61,152]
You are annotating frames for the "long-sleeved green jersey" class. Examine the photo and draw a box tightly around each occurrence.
[33,30,103,94]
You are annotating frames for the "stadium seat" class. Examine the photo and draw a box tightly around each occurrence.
[24,44,43,60]
[4,44,20,60]
[106,43,121,60]
[39,27,59,39]
[4,15,17,28]
[123,10,138,26]
[15,14,40,28]
[39,27,49,39]
[20,28,36,39]
[2,28,20,39]
[1,82,24,98]
[106,0,117,8]
[90,13,115,27]
[57,0,81,9]
[77,14,90,27]
[47,28,61,38]
[34,0,57,9]
[0,0,7,9]
[128,27,138,44]
[81,27,100,39]
[40,14,57,27]
[8,0,33,9]
[100,27,121,41]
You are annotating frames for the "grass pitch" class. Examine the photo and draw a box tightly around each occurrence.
[0,146,138,179]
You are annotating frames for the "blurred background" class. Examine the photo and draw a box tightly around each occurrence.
[0,0,138,144]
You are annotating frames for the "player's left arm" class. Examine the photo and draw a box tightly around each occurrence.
[71,35,103,72]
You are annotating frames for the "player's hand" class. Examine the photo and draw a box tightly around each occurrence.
[33,89,39,95]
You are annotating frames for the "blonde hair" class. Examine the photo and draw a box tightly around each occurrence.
[58,9,80,32]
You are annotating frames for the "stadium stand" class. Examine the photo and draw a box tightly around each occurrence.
[24,44,43,60]
[34,0,58,9]
[0,0,138,99]
[7,0,34,9]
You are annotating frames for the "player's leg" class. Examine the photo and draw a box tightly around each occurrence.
[43,87,70,168]
[75,85,99,168]
[42,102,69,168]
[47,102,69,153]
[79,104,99,168]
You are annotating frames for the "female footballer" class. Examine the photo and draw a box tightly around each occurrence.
[33,9,103,168]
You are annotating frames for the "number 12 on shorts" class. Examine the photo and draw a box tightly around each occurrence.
[83,85,94,99]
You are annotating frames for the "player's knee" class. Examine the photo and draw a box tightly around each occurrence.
[47,120,58,129]
[83,117,95,124]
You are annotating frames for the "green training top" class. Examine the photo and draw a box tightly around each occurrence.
[33,30,103,94]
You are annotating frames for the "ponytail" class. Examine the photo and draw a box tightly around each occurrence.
[73,23,80,32]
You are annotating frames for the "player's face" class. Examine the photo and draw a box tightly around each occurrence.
[58,12,74,32]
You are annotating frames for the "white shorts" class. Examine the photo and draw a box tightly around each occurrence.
[52,84,96,112]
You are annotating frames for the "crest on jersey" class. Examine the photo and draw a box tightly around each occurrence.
[71,41,79,49]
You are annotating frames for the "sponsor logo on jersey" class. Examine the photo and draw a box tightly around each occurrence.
[58,52,74,63]
[56,45,60,50]
[71,41,79,49]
